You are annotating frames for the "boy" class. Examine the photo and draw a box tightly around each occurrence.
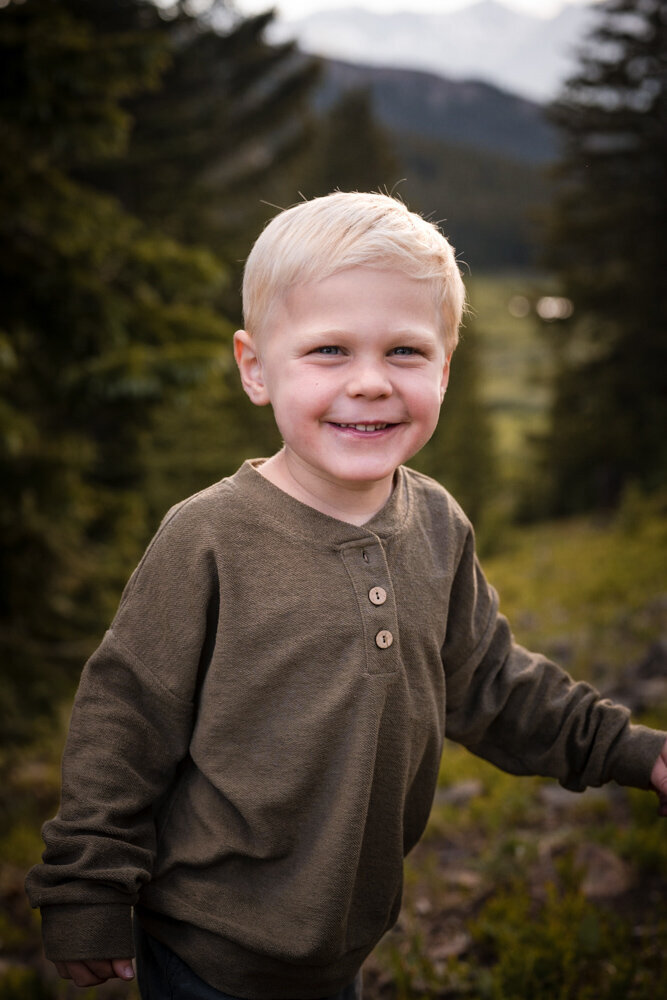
[26,192,667,999]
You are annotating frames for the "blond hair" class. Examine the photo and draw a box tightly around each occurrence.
[242,191,466,355]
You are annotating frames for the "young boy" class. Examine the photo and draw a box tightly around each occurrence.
[27,192,667,999]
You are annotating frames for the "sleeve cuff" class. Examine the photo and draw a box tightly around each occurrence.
[41,903,134,961]
[607,724,667,789]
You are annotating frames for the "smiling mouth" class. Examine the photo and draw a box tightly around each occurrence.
[332,422,394,432]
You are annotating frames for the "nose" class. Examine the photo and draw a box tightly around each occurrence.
[345,359,393,399]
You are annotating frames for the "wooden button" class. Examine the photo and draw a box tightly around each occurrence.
[375,630,393,649]
[369,586,387,606]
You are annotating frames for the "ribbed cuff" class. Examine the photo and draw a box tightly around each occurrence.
[41,903,134,961]
[608,724,666,789]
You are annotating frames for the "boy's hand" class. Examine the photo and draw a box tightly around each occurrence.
[54,958,134,987]
[650,739,667,817]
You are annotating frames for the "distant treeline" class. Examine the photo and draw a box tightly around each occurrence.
[315,58,555,269]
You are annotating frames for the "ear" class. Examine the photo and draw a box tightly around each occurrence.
[233,330,271,406]
[439,354,452,402]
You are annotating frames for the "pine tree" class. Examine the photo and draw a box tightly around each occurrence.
[72,0,321,510]
[303,87,401,197]
[77,0,320,260]
[541,0,667,512]
[0,0,233,745]
[409,319,496,528]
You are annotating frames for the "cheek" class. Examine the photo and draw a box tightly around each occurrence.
[413,388,445,441]
[409,377,443,416]
[284,373,330,412]
[270,389,319,438]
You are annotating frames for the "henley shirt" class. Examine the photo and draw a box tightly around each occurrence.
[26,460,666,998]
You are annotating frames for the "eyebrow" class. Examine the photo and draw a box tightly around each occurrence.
[300,326,438,340]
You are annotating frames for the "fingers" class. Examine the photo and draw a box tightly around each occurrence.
[111,957,136,981]
[650,740,667,817]
[55,960,108,986]
[54,958,134,986]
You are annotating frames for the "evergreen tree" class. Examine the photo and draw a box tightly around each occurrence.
[77,0,320,260]
[541,0,667,512]
[0,0,232,746]
[409,319,496,527]
[303,87,401,196]
[72,0,321,510]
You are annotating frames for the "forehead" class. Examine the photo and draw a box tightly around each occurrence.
[274,267,440,332]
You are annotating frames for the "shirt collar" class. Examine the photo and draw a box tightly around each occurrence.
[230,459,411,548]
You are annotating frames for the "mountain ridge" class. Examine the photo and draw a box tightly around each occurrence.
[269,1,598,102]
[308,57,553,268]
[317,57,558,164]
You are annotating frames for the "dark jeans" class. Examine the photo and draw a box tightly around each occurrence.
[134,922,363,1000]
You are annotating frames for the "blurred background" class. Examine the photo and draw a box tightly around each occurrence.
[1,0,666,996]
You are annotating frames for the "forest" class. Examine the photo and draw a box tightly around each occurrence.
[1,0,666,996]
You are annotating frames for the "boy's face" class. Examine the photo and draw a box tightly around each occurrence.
[235,267,450,506]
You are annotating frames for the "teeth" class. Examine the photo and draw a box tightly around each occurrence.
[337,423,389,432]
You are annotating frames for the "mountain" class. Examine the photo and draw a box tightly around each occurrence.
[317,59,558,164]
[269,1,599,103]
[306,59,553,269]
[263,6,576,268]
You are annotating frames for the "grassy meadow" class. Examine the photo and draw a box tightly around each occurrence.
[1,276,665,999]
[365,493,667,999]
[465,272,555,503]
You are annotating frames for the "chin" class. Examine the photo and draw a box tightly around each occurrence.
[330,465,398,485]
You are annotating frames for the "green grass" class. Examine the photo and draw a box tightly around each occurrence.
[465,272,555,484]
[480,489,667,685]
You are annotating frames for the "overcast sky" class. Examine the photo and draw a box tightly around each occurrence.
[236,0,600,20]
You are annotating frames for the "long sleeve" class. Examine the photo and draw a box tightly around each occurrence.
[25,497,219,960]
[442,529,665,791]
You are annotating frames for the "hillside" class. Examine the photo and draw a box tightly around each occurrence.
[318,58,558,165]
[364,497,667,997]
[313,59,554,269]
[393,132,550,270]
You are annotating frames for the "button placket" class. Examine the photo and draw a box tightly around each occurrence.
[340,539,399,674]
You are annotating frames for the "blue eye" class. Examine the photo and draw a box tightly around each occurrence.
[391,346,417,356]
[315,345,341,355]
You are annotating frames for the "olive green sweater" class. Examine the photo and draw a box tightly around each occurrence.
[26,460,665,999]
